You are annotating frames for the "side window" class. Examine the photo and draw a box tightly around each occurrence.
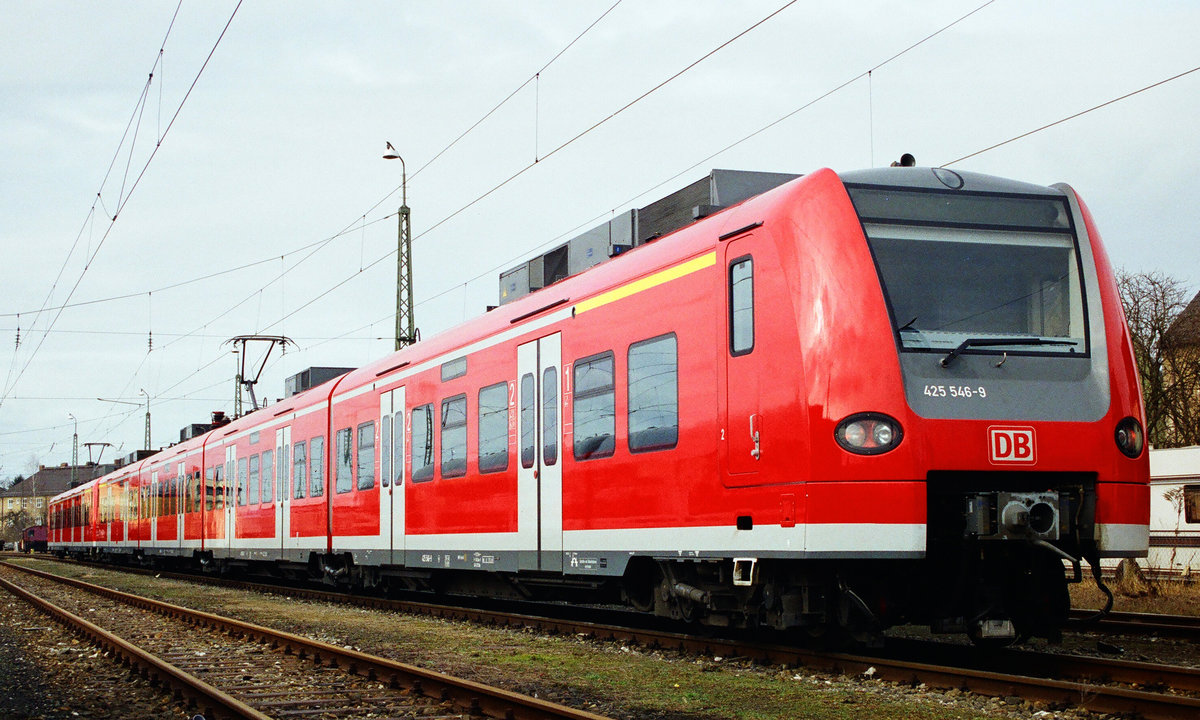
[248,454,261,505]
[278,442,289,498]
[1186,485,1200,524]
[237,458,248,506]
[293,441,307,499]
[335,427,353,493]
[520,374,535,468]
[628,334,679,452]
[441,395,468,478]
[441,357,468,381]
[381,414,392,488]
[730,256,754,355]
[391,411,404,486]
[573,351,615,460]
[309,437,325,497]
[542,367,558,466]
[478,382,509,473]
[212,466,223,510]
[411,404,434,483]
[262,449,274,504]
[357,421,376,490]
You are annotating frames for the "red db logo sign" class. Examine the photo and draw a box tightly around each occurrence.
[988,426,1036,464]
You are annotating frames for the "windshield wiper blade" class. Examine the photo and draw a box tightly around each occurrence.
[940,337,1078,368]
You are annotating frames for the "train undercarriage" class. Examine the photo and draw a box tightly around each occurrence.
[600,474,1110,644]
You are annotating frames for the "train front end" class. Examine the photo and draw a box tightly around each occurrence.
[838,166,1149,642]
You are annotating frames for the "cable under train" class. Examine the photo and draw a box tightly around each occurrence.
[50,162,1150,644]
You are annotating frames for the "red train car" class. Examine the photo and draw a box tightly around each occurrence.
[20,525,47,552]
[50,164,1149,643]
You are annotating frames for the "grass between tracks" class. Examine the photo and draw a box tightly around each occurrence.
[7,557,1016,720]
[1069,574,1200,616]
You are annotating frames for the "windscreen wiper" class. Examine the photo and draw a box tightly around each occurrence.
[940,337,1078,368]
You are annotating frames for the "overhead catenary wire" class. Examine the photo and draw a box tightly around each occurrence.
[82,0,806,430]
[2,396,226,402]
[0,2,655,450]
[259,0,802,336]
[55,0,987,452]
[358,0,626,222]
[132,0,630,356]
[0,236,339,319]
[0,1,243,413]
[1,2,242,452]
[940,65,1200,167]
[18,5,1197,466]
[0,0,180,410]
[12,4,630,462]
[269,0,1199,354]
[283,0,998,333]
[0,406,143,438]
[0,327,390,342]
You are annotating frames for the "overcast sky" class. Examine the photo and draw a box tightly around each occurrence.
[1,1,1197,477]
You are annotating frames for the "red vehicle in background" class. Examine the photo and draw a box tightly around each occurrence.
[50,163,1149,644]
[20,525,47,553]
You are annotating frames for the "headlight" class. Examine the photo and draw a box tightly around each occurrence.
[1114,416,1144,458]
[836,413,903,455]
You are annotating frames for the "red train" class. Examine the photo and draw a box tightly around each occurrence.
[50,164,1150,643]
[20,525,47,553]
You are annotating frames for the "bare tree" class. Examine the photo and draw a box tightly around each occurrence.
[1163,294,1200,446]
[0,507,37,544]
[1117,270,1200,447]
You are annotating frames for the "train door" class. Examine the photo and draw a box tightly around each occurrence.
[723,238,761,481]
[203,464,221,548]
[517,333,563,572]
[119,479,129,546]
[103,483,113,543]
[224,444,236,553]
[380,387,406,565]
[275,426,291,557]
[176,462,186,553]
[149,469,159,544]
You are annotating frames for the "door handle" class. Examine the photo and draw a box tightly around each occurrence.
[749,414,761,460]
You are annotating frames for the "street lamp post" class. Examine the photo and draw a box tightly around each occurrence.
[98,394,151,452]
[383,142,416,350]
[139,388,151,451]
[67,413,78,486]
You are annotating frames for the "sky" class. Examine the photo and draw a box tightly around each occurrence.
[1,1,1197,478]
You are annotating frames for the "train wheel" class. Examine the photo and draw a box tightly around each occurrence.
[621,558,660,613]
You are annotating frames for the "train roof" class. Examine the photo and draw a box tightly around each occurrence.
[838,166,1066,197]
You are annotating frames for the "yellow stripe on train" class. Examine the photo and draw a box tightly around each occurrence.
[573,251,716,315]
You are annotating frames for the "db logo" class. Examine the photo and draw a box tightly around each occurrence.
[988,426,1036,464]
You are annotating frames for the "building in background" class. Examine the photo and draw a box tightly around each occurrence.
[0,462,114,527]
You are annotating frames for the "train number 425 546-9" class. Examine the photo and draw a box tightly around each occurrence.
[924,384,988,399]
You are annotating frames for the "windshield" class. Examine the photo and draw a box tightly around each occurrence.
[849,187,1087,356]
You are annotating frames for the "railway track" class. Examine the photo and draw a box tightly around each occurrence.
[1069,608,1200,641]
[15,557,1200,719]
[0,562,611,720]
